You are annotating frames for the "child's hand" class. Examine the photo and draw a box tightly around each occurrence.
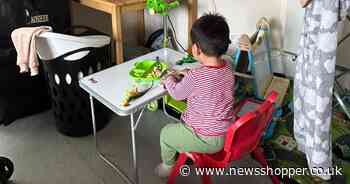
[160,75,167,85]
[167,69,177,75]
[299,0,312,7]
[178,68,190,76]
[160,73,174,85]
[239,34,252,51]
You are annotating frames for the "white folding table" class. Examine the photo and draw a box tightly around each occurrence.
[79,48,197,184]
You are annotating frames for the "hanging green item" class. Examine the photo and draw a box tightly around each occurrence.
[146,0,180,16]
[176,54,197,65]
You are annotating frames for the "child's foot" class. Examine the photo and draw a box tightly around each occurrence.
[185,158,194,165]
[155,163,174,178]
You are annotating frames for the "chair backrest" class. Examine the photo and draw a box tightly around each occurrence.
[224,91,278,161]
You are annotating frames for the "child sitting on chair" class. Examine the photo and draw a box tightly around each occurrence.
[156,13,251,177]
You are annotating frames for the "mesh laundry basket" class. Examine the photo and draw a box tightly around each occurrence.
[37,29,113,137]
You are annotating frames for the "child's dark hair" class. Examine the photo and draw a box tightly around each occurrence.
[191,13,231,57]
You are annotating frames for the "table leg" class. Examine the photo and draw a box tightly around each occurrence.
[137,10,145,45]
[112,6,124,65]
[187,0,198,49]
[89,96,134,184]
[129,107,148,184]
[130,113,139,184]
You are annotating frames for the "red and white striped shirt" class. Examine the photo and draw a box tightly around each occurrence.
[165,61,235,136]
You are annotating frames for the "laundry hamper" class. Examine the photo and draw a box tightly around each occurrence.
[36,30,113,137]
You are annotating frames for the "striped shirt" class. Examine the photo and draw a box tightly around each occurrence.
[165,61,235,136]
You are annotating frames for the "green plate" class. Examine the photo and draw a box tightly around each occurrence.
[129,60,168,83]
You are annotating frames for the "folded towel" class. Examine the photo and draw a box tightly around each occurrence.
[11,26,52,76]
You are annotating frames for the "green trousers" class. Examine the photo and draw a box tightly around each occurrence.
[160,123,225,166]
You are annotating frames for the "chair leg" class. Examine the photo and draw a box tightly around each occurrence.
[252,147,280,184]
[193,157,212,184]
[200,173,212,184]
[167,153,188,184]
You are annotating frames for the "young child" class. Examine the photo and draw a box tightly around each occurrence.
[156,13,251,177]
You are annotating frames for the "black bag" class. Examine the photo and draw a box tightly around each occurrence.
[145,29,177,51]
[0,0,70,49]
[0,0,70,126]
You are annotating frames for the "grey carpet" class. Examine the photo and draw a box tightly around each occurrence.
[0,109,273,184]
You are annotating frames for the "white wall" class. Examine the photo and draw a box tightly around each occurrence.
[145,0,291,76]
[275,0,304,77]
[337,21,350,68]
[282,1,350,58]
[337,21,350,90]
[283,0,304,53]
[72,0,283,48]
[145,0,284,49]
[279,1,350,80]
[71,0,348,80]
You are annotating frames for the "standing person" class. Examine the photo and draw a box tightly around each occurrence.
[294,0,350,180]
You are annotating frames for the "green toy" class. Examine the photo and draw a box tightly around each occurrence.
[176,54,197,65]
[126,60,168,110]
[129,60,168,84]
[146,0,180,16]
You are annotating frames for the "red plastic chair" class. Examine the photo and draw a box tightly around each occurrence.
[167,91,280,184]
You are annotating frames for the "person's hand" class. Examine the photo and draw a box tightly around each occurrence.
[166,69,177,75]
[160,75,168,86]
[160,73,174,85]
[239,34,252,51]
[178,68,190,76]
[165,0,176,3]
[299,0,312,8]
